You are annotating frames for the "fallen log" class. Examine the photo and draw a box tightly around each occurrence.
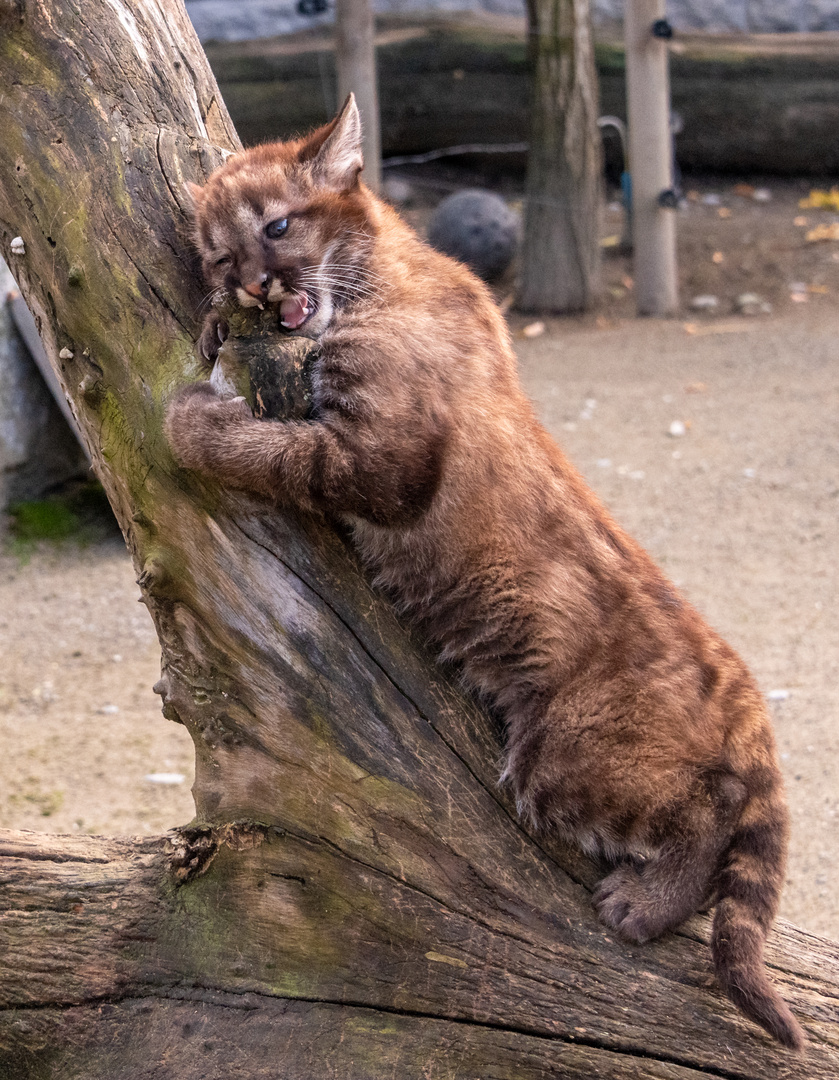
[203,16,839,176]
[0,1,838,1077]
[3,825,839,1079]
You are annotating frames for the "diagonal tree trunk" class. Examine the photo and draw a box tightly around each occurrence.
[0,2,838,1077]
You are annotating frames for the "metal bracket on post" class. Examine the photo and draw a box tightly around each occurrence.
[657,188,679,209]
[651,18,673,38]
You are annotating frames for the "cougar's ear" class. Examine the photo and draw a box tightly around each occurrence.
[183,181,205,214]
[309,94,364,192]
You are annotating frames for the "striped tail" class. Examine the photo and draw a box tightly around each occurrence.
[711,773,805,1050]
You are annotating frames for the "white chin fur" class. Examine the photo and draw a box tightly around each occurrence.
[303,293,333,336]
[235,288,262,308]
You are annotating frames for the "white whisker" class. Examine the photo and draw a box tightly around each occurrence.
[195,286,226,315]
[298,274,385,303]
[300,265,385,287]
[306,275,383,295]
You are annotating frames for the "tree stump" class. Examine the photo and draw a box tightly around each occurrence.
[0,2,838,1076]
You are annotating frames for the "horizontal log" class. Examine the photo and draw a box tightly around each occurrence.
[3,827,839,1079]
[203,18,839,175]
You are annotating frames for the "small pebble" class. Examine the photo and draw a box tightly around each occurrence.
[10,237,25,255]
[743,468,756,479]
[98,704,119,714]
[668,420,687,437]
[59,347,74,360]
[521,321,545,339]
[735,293,772,315]
[753,188,772,202]
[596,458,612,469]
[690,294,719,311]
[382,177,413,205]
[767,689,790,702]
[144,772,186,785]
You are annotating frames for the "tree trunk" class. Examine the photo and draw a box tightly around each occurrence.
[517,0,602,313]
[0,2,838,1076]
[335,0,382,191]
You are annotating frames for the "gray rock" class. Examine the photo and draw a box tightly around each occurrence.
[0,259,88,511]
[735,292,773,315]
[426,189,519,281]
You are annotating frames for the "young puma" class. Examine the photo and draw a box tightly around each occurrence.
[166,96,804,1049]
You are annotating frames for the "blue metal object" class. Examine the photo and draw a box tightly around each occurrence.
[297,0,329,15]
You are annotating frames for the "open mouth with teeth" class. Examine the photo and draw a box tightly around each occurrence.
[278,291,316,331]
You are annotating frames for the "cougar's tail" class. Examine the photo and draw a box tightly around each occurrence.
[711,766,805,1050]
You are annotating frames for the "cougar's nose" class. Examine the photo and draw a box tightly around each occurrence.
[243,273,271,298]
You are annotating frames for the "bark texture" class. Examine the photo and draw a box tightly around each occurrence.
[1,2,839,1077]
[518,0,602,312]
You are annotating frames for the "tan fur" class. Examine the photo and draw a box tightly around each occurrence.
[167,97,804,1049]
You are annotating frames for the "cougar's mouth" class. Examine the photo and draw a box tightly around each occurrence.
[279,290,316,331]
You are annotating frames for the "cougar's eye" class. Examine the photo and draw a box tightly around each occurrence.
[214,255,231,268]
[265,217,289,239]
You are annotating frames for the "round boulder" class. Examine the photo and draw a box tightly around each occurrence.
[427,189,519,281]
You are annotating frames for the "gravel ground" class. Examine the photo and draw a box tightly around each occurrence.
[0,179,837,939]
[513,304,839,939]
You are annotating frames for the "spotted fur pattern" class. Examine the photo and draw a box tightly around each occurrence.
[166,96,804,1049]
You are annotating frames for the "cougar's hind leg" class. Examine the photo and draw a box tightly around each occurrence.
[593,838,718,943]
[592,780,742,943]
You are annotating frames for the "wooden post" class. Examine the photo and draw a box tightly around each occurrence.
[624,0,678,315]
[335,0,381,191]
[516,0,602,314]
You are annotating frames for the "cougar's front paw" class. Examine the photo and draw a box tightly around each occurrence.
[197,312,229,365]
[165,382,252,475]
